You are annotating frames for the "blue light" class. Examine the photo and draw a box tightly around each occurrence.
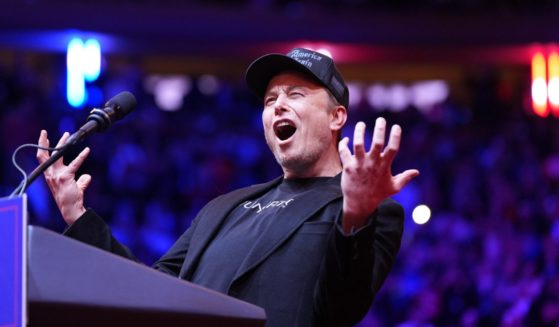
[67,38,85,107]
[66,37,101,108]
[83,39,101,82]
[66,67,86,108]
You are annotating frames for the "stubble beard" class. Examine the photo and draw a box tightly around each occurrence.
[274,147,320,173]
[268,133,331,176]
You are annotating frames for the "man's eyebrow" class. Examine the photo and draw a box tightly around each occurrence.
[285,85,304,93]
[265,85,306,98]
[264,89,277,98]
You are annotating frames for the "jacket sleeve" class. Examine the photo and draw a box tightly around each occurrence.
[63,209,138,260]
[313,198,404,326]
[63,207,202,277]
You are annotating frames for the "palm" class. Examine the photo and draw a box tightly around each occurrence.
[37,130,92,225]
[338,118,419,231]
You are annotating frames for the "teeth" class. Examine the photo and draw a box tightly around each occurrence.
[275,121,293,129]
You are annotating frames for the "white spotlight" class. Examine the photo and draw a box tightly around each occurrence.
[153,75,191,112]
[411,80,449,113]
[387,83,410,112]
[412,204,431,225]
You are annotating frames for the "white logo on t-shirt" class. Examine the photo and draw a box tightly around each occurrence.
[241,199,294,214]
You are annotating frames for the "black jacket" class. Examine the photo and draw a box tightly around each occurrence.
[65,174,404,326]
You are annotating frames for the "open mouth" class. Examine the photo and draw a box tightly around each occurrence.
[274,121,297,141]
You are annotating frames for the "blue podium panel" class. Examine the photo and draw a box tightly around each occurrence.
[0,195,27,327]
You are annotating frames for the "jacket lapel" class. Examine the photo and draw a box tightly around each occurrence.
[179,176,283,279]
[229,175,342,289]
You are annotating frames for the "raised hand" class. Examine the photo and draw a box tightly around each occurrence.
[338,118,419,233]
[36,130,92,225]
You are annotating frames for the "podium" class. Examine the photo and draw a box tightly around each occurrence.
[26,226,266,326]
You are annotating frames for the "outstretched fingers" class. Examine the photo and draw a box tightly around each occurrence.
[382,124,402,164]
[76,174,92,192]
[353,122,366,162]
[50,132,70,169]
[52,132,69,154]
[37,130,50,164]
[369,117,386,158]
[33,131,90,225]
[67,147,91,174]
[393,169,420,191]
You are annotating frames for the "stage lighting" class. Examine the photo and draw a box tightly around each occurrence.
[66,37,101,108]
[412,204,431,225]
[146,75,191,112]
[531,52,548,117]
[548,51,559,114]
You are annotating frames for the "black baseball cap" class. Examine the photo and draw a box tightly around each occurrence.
[245,48,349,108]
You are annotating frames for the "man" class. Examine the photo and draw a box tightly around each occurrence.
[37,48,419,326]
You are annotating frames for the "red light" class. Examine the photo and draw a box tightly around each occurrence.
[548,51,559,115]
[532,52,548,117]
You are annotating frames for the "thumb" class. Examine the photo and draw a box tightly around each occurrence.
[394,169,420,190]
[76,174,92,192]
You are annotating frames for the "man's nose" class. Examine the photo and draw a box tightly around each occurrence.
[274,94,289,115]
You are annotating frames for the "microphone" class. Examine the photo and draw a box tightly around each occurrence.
[65,91,137,146]
[11,91,137,195]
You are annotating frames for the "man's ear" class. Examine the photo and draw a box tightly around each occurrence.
[330,106,347,133]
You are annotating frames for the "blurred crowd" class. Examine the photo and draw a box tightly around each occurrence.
[1,53,558,326]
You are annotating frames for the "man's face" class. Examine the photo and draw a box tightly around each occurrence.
[262,71,342,178]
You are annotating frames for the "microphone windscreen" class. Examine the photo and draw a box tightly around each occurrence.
[105,91,137,119]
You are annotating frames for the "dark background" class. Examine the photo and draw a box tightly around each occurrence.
[1,1,559,325]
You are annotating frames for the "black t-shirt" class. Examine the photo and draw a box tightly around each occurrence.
[190,176,334,293]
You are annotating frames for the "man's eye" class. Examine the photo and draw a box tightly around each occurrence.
[289,92,303,97]
[264,97,276,106]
